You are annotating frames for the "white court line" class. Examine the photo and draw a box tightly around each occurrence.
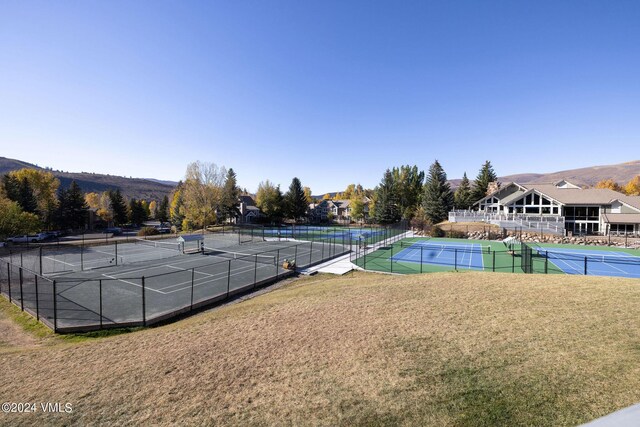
[549,257,582,275]
[105,256,218,277]
[158,264,255,292]
[602,261,631,275]
[166,264,216,277]
[101,273,167,294]
[162,263,275,294]
[89,248,116,256]
[43,256,76,267]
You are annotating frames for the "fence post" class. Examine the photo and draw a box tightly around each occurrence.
[52,280,57,332]
[584,257,588,275]
[454,249,458,271]
[142,276,146,326]
[390,245,393,273]
[227,260,231,297]
[544,252,548,274]
[19,267,24,310]
[7,264,12,302]
[310,242,313,265]
[99,279,103,328]
[190,268,195,311]
[35,274,39,320]
[115,241,118,266]
[39,246,43,275]
[276,249,280,280]
[81,241,84,271]
[254,254,258,288]
[492,250,496,272]
[364,243,367,270]
[321,241,324,260]
[512,252,515,273]
[420,247,423,274]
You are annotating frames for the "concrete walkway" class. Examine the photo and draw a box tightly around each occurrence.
[297,253,354,275]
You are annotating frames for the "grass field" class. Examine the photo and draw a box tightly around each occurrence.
[3,271,640,425]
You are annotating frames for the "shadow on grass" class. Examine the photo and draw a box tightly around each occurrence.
[0,296,144,343]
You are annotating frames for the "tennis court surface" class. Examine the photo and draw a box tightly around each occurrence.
[391,241,485,271]
[353,237,640,278]
[0,239,348,332]
[530,245,640,278]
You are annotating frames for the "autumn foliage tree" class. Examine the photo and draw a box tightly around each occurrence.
[624,176,640,196]
[595,179,623,192]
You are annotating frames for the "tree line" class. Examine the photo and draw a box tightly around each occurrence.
[371,161,498,226]
[0,168,90,239]
[594,177,640,195]
[0,158,506,239]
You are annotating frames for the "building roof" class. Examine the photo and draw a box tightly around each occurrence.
[239,195,257,206]
[602,213,640,224]
[520,184,623,205]
[616,195,640,211]
[333,199,351,208]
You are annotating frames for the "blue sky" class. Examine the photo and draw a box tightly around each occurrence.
[1,1,639,194]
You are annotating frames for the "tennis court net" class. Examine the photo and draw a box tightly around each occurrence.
[399,241,491,254]
[202,247,277,266]
[134,238,182,253]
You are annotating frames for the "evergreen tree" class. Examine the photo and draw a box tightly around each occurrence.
[157,195,170,223]
[454,172,474,209]
[471,161,498,202]
[109,189,128,226]
[374,170,400,224]
[422,160,454,224]
[66,181,89,229]
[220,168,240,222]
[18,177,38,214]
[129,198,148,226]
[284,177,308,221]
[55,187,69,229]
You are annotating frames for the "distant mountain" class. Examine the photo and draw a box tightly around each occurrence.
[0,157,175,201]
[311,191,340,199]
[450,160,640,188]
[145,178,180,187]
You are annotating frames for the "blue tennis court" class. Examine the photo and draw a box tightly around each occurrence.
[392,241,485,270]
[532,246,640,278]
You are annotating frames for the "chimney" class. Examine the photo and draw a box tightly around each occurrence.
[487,181,501,195]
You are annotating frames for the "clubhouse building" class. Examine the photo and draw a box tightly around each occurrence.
[466,180,640,236]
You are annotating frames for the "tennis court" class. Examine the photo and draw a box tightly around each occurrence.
[353,237,640,278]
[0,239,348,332]
[4,238,186,276]
[530,245,640,278]
[391,241,486,271]
[256,225,399,244]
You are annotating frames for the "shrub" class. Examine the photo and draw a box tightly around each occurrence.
[448,230,466,239]
[138,227,159,237]
[430,226,445,238]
